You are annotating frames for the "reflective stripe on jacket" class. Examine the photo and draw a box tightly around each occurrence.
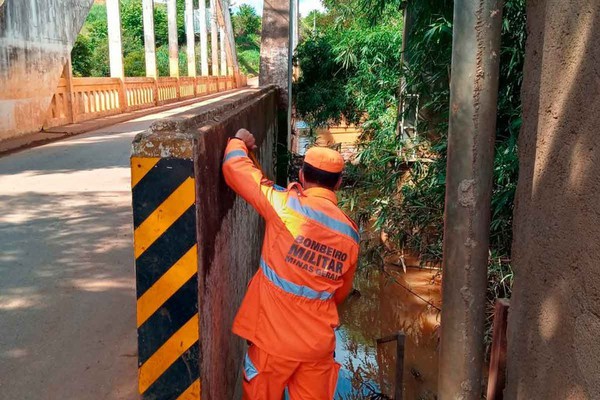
[222,138,359,361]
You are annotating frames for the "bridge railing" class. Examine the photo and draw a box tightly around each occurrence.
[44,74,248,129]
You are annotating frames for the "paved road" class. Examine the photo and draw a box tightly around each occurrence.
[0,96,238,400]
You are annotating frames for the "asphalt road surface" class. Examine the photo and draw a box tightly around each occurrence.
[0,96,238,400]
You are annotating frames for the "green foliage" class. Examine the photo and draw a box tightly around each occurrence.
[238,48,260,75]
[71,35,93,77]
[233,4,261,76]
[232,4,261,37]
[71,0,192,77]
[295,0,527,306]
[90,38,110,77]
[156,45,170,77]
[72,1,263,78]
[294,33,355,125]
[124,48,147,77]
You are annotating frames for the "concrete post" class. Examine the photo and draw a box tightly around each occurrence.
[216,0,239,77]
[292,0,299,51]
[198,0,209,76]
[185,0,196,77]
[106,0,124,78]
[64,56,76,124]
[437,1,503,399]
[209,0,219,76]
[219,27,227,76]
[260,0,291,184]
[167,0,179,78]
[259,0,291,107]
[143,0,158,78]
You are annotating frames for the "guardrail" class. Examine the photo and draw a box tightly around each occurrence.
[44,74,247,129]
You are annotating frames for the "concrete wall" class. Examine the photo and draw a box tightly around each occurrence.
[132,86,279,399]
[506,1,600,398]
[195,88,277,399]
[0,0,92,140]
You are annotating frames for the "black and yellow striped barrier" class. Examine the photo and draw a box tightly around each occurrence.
[131,156,201,400]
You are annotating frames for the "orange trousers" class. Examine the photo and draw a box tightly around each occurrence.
[243,344,340,400]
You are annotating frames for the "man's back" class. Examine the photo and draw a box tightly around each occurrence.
[222,131,359,398]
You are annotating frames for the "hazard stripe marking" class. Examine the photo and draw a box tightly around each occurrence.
[137,245,198,327]
[137,272,198,366]
[139,314,199,393]
[177,379,201,400]
[131,157,200,399]
[142,342,200,399]
[132,158,195,228]
[131,157,161,188]
[135,207,197,299]
[134,177,195,259]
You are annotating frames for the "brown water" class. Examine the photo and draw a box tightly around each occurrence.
[335,266,442,399]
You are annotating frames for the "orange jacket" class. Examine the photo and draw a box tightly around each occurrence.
[222,138,359,361]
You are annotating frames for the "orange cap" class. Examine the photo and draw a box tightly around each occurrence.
[304,146,344,173]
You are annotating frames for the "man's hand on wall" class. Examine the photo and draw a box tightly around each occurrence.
[235,129,258,151]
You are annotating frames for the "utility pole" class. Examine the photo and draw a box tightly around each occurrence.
[437,1,503,399]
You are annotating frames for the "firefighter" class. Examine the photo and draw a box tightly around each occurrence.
[222,128,359,399]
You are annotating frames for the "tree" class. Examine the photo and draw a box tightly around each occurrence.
[71,35,93,77]
[232,4,261,37]
[232,4,262,76]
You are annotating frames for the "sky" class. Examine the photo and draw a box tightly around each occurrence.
[231,0,325,16]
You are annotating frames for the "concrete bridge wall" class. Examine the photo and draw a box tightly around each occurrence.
[0,0,93,140]
[131,87,278,399]
[506,1,600,398]
[195,88,277,399]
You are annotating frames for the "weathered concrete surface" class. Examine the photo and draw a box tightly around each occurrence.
[506,1,600,398]
[196,88,277,400]
[132,86,278,399]
[259,0,291,106]
[0,92,254,399]
[0,0,93,140]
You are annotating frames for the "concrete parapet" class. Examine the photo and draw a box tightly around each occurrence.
[131,86,279,399]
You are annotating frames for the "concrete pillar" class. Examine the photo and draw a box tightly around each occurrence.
[437,1,502,399]
[292,0,299,51]
[185,0,196,77]
[259,0,291,107]
[505,1,600,399]
[209,0,219,76]
[260,0,291,184]
[167,0,179,77]
[219,27,227,76]
[0,0,91,140]
[143,0,158,78]
[217,0,239,77]
[106,0,124,78]
[198,0,209,76]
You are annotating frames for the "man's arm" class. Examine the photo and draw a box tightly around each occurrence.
[222,129,285,219]
[334,259,358,305]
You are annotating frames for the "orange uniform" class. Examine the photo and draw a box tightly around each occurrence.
[222,138,359,399]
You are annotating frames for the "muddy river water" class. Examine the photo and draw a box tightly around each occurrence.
[334,266,442,399]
